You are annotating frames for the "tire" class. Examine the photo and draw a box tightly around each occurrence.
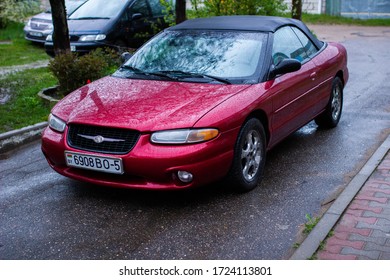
[227,118,266,192]
[315,77,343,128]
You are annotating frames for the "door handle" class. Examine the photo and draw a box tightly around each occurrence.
[310,72,317,81]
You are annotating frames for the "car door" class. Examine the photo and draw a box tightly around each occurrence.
[291,26,331,116]
[269,26,320,145]
[122,0,153,47]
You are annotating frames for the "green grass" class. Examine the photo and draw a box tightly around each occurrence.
[0,22,49,67]
[303,214,320,234]
[0,67,58,133]
[301,13,390,26]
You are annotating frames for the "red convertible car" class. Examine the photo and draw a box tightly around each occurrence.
[42,16,348,192]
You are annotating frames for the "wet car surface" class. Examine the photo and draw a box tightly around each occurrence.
[41,16,348,192]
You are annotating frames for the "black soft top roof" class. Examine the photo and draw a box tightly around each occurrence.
[169,16,324,49]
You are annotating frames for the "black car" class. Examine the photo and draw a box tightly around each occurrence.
[45,0,174,55]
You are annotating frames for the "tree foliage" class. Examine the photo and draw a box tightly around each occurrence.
[0,0,40,28]
[189,0,287,17]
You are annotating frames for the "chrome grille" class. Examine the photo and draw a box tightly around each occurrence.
[31,19,51,30]
[67,124,140,154]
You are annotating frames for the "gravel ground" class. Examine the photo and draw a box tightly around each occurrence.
[307,24,390,42]
[0,60,50,76]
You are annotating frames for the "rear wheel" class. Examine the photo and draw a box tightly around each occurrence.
[227,118,266,192]
[315,77,343,128]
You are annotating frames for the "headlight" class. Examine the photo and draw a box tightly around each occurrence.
[48,114,66,133]
[46,34,53,41]
[151,128,219,144]
[79,34,106,41]
[26,19,31,27]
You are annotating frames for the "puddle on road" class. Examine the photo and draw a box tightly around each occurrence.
[296,121,318,136]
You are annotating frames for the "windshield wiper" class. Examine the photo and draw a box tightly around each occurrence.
[70,17,110,20]
[199,73,232,85]
[120,65,177,80]
[120,65,145,74]
[156,70,231,84]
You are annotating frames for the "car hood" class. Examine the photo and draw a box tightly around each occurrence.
[30,12,52,21]
[53,76,251,132]
[67,19,112,34]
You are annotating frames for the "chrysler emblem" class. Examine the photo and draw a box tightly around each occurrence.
[93,135,104,143]
[77,134,125,143]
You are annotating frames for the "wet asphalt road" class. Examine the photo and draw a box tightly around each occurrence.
[1,30,390,260]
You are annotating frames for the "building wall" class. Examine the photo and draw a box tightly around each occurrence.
[283,0,323,14]
[340,0,390,19]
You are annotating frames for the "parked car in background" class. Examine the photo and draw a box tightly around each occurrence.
[44,0,174,55]
[41,16,348,192]
[23,0,87,44]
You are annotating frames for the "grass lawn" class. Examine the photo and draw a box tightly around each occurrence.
[0,22,49,67]
[0,67,57,133]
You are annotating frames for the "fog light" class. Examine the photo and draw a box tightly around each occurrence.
[177,171,193,183]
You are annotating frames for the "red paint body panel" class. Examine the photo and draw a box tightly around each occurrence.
[42,125,239,189]
[52,78,251,132]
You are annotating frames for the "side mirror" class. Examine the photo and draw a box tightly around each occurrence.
[269,59,301,80]
[121,52,132,63]
[131,13,143,21]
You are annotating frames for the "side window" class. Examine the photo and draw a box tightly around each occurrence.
[148,0,164,16]
[129,0,150,18]
[291,27,318,57]
[272,26,310,64]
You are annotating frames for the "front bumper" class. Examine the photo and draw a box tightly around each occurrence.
[44,41,111,56]
[24,27,51,44]
[41,126,238,190]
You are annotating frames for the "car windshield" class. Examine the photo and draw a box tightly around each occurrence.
[69,0,127,19]
[46,0,86,14]
[66,0,87,15]
[116,30,266,83]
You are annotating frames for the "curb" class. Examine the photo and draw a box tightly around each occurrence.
[290,134,390,259]
[37,86,60,103]
[0,122,47,154]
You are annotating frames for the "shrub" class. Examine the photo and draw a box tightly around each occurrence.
[189,0,287,18]
[48,48,121,96]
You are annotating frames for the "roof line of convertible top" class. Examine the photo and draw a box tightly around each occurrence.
[168,15,324,49]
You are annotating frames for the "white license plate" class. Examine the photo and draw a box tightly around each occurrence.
[70,45,76,52]
[65,151,123,174]
[30,31,43,37]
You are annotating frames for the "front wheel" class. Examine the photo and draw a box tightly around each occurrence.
[315,77,343,128]
[227,118,266,193]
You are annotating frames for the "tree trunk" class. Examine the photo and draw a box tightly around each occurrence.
[292,0,302,20]
[175,0,186,24]
[49,0,70,55]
